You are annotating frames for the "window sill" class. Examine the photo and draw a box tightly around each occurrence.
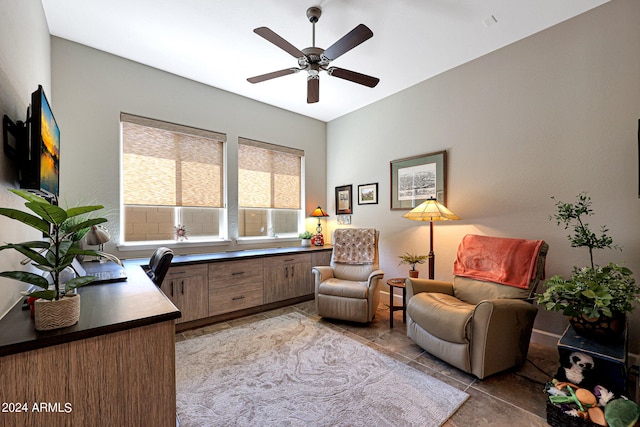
[236,236,299,245]
[117,239,232,252]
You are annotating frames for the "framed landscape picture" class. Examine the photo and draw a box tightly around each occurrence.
[335,184,353,214]
[390,150,446,210]
[357,183,378,205]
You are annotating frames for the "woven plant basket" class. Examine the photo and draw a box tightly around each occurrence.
[34,294,81,331]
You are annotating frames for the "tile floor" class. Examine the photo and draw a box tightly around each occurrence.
[177,300,560,426]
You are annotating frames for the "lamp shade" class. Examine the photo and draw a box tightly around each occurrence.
[309,206,329,218]
[402,198,460,222]
[85,225,111,246]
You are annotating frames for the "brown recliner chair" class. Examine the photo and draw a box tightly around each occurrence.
[312,228,384,323]
[406,234,548,379]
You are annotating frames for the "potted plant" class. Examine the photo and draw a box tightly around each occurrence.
[398,252,429,278]
[299,231,314,247]
[537,192,639,342]
[0,189,120,331]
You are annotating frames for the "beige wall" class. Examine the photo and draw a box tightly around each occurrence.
[326,0,640,350]
[3,0,639,353]
[0,0,51,317]
[51,38,327,259]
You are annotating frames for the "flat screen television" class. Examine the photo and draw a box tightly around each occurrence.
[21,85,60,198]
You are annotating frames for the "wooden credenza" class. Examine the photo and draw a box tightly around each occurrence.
[164,246,332,331]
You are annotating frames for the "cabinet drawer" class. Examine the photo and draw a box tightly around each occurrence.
[209,283,264,315]
[166,264,208,279]
[209,259,263,289]
[266,253,311,266]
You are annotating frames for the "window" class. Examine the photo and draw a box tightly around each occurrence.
[238,138,303,238]
[121,113,226,243]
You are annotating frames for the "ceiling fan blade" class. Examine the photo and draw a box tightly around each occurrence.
[254,27,305,58]
[322,24,373,61]
[307,77,319,104]
[247,68,299,84]
[328,67,379,88]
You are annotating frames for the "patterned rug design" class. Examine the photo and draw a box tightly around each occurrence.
[175,312,468,426]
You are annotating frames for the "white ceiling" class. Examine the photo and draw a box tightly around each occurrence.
[41,0,609,122]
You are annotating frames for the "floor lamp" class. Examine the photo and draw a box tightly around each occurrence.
[402,198,460,279]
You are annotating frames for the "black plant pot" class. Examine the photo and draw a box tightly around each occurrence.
[569,312,626,343]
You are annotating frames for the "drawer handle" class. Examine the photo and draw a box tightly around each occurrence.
[172,271,186,275]
[232,295,245,301]
[232,271,245,276]
[284,258,295,262]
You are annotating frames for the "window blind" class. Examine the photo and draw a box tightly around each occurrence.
[238,137,303,210]
[121,113,225,208]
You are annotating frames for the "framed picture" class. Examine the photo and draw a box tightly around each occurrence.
[390,150,446,210]
[357,183,378,205]
[337,215,351,225]
[335,184,353,215]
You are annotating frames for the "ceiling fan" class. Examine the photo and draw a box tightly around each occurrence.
[247,6,380,104]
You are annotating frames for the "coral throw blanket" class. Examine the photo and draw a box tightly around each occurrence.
[332,228,376,264]
[453,234,544,289]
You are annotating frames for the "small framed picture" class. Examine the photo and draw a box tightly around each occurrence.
[337,215,351,225]
[357,183,378,205]
[335,184,352,215]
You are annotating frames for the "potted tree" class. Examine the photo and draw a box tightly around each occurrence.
[537,192,639,342]
[0,189,120,330]
[299,231,314,247]
[398,252,429,278]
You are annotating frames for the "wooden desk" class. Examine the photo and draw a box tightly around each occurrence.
[0,260,181,427]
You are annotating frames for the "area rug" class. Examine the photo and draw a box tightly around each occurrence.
[175,312,468,426]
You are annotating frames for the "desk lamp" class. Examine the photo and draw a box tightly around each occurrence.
[85,225,111,262]
[309,206,329,246]
[403,198,460,279]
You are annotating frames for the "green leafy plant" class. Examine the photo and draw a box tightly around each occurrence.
[0,189,120,300]
[299,231,314,240]
[398,252,429,271]
[537,192,639,318]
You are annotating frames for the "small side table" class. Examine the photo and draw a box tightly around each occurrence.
[557,324,628,396]
[387,278,406,328]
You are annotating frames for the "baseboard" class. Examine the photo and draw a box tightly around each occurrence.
[380,290,403,306]
[530,328,562,348]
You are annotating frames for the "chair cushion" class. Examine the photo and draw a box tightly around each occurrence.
[453,276,530,305]
[318,278,368,299]
[332,263,377,282]
[407,293,474,344]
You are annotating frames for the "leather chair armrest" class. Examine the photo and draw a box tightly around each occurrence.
[367,269,385,288]
[312,266,335,286]
[406,278,454,299]
[470,298,539,378]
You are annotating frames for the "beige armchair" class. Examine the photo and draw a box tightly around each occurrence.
[312,228,384,323]
[406,234,548,379]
